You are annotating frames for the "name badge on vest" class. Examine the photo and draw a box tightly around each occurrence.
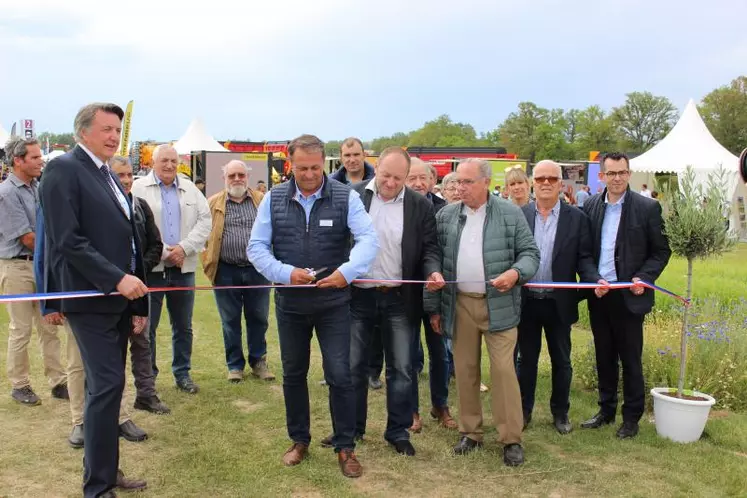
[320,219,334,227]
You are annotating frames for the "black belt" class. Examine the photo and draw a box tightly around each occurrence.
[527,291,554,300]
[11,255,33,261]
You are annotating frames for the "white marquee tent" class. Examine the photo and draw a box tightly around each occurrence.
[172,118,227,155]
[0,122,10,146]
[630,99,747,237]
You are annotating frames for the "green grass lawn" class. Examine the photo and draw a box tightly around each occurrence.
[1,247,746,497]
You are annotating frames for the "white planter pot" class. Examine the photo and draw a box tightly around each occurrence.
[650,387,716,443]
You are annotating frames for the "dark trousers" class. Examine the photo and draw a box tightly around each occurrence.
[349,287,413,442]
[129,328,157,399]
[213,262,270,372]
[368,326,384,379]
[147,268,195,381]
[275,301,356,451]
[66,311,131,498]
[518,296,572,417]
[588,290,646,423]
[411,313,450,414]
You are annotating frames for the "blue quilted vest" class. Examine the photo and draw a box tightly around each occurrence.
[270,176,352,313]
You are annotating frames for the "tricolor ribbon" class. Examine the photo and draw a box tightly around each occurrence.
[0,280,688,305]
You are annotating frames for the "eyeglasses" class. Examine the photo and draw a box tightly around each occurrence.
[444,186,456,192]
[454,179,478,186]
[533,176,560,185]
[227,173,246,179]
[603,170,630,179]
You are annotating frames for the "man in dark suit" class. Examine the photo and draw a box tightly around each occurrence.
[320,147,443,455]
[39,102,150,497]
[518,160,603,434]
[581,152,671,439]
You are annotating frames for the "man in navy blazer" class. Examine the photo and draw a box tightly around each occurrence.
[39,102,149,498]
[518,160,603,435]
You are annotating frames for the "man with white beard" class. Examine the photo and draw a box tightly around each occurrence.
[201,160,275,383]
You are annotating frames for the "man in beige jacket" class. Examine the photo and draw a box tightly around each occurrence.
[202,160,274,383]
[131,145,211,394]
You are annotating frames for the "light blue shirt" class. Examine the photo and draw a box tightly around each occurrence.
[598,193,625,282]
[576,189,589,207]
[247,181,379,285]
[157,175,181,246]
[529,200,560,291]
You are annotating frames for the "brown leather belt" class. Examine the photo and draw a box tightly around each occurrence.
[374,286,400,293]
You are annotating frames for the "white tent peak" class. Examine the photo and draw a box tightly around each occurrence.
[173,118,227,155]
[0,122,10,147]
[630,98,737,174]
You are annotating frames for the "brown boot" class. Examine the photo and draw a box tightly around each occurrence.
[410,413,423,433]
[282,443,309,466]
[251,357,276,381]
[338,449,362,478]
[431,406,458,430]
[116,469,147,491]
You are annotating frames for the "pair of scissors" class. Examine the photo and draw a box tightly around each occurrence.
[305,267,328,279]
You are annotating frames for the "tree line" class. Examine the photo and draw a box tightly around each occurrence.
[327,75,747,161]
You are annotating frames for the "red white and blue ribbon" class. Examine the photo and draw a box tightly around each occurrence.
[0,279,688,305]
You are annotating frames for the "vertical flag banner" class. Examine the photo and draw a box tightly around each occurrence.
[22,119,35,139]
[10,122,17,137]
[119,100,134,156]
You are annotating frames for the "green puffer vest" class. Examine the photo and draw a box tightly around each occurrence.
[423,195,540,339]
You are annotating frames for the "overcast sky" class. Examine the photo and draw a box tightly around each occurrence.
[1,0,745,143]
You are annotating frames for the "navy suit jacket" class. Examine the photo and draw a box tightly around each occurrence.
[38,146,148,316]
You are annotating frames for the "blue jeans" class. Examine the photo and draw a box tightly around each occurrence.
[275,300,356,451]
[213,263,270,372]
[147,268,195,382]
[411,313,450,414]
[349,287,413,443]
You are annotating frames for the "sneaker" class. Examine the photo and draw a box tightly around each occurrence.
[251,358,275,381]
[11,386,41,406]
[175,377,199,394]
[227,370,244,383]
[51,383,70,400]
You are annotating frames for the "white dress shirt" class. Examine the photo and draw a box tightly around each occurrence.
[356,180,405,288]
[456,202,487,294]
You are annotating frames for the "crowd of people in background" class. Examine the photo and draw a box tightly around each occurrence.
[1,103,672,497]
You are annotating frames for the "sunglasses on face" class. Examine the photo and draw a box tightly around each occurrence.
[227,173,247,180]
[533,176,560,185]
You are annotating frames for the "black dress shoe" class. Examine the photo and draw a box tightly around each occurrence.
[389,439,416,456]
[175,377,199,394]
[616,421,639,439]
[69,424,84,448]
[581,412,615,429]
[452,436,483,455]
[119,420,148,442]
[523,412,532,431]
[368,376,383,390]
[553,415,573,435]
[116,469,147,491]
[51,383,69,400]
[503,443,525,466]
[134,395,171,415]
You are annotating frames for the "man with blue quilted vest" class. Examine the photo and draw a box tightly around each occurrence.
[247,134,378,478]
[424,158,539,467]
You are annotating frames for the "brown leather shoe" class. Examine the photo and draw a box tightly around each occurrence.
[410,413,423,433]
[430,406,458,430]
[282,443,309,466]
[116,469,147,491]
[338,449,362,478]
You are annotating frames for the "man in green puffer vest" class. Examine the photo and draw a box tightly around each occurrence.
[424,158,540,467]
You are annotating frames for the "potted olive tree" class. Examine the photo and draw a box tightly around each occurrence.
[650,165,736,443]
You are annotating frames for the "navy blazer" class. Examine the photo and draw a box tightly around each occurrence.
[521,201,600,325]
[38,146,148,316]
